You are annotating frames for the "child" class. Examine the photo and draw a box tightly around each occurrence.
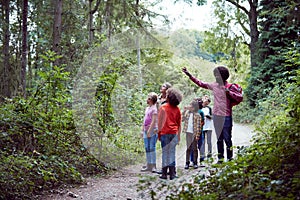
[182,100,203,169]
[158,88,183,180]
[201,95,213,159]
[156,82,172,175]
[183,66,235,163]
[190,98,205,164]
[196,98,205,163]
[141,92,158,172]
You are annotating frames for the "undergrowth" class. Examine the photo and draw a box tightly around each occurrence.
[162,70,300,199]
[0,53,144,199]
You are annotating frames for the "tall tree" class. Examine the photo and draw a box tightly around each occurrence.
[52,0,62,66]
[88,0,99,44]
[197,0,259,69]
[223,0,259,70]
[246,0,300,106]
[21,0,28,97]
[1,0,11,99]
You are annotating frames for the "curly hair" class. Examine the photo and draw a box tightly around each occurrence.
[166,88,183,106]
[213,66,229,83]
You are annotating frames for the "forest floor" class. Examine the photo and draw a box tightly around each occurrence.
[41,123,254,200]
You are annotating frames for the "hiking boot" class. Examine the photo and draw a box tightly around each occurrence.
[159,167,168,179]
[169,166,176,180]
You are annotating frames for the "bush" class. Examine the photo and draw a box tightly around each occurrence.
[163,70,300,199]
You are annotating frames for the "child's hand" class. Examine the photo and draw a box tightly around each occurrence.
[182,67,192,77]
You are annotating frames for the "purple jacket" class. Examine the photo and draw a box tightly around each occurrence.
[190,76,232,116]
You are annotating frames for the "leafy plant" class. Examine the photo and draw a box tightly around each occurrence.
[0,51,107,199]
[159,60,300,199]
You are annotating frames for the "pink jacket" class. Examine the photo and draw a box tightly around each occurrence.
[190,76,233,116]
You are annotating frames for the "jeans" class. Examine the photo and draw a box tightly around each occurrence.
[213,115,233,161]
[197,133,205,161]
[143,130,158,164]
[203,130,213,158]
[160,134,178,167]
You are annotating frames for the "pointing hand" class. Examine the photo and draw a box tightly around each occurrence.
[182,67,192,77]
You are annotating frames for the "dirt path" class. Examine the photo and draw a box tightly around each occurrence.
[43,123,254,200]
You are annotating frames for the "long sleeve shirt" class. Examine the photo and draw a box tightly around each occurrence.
[158,103,181,136]
[182,111,202,138]
[189,76,233,116]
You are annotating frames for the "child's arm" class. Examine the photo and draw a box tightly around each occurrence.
[177,124,181,143]
[158,108,166,140]
[182,67,211,90]
[177,112,182,143]
[141,125,144,138]
[196,115,202,138]
[200,111,205,127]
[205,113,212,119]
[147,113,157,138]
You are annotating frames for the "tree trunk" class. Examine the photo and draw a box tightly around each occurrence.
[1,0,11,99]
[104,0,112,40]
[225,0,259,70]
[135,0,142,88]
[89,0,94,44]
[21,0,28,98]
[89,0,101,45]
[248,0,259,69]
[53,0,63,66]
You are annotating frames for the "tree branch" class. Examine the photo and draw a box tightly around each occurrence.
[91,0,101,15]
[226,0,249,15]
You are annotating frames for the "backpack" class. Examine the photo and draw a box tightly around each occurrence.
[225,83,243,106]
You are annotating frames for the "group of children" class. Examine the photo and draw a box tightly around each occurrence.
[141,65,237,180]
[182,95,212,170]
[141,82,212,180]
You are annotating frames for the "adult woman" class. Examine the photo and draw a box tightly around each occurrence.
[158,82,172,106]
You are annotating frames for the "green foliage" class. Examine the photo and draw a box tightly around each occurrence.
[0,153,82,200]
[156,45,300,199]
[72,42,174,168]
[0,52,107,199]
[158,70,300,199]
[196,0,251,86]
[246,0,300,107]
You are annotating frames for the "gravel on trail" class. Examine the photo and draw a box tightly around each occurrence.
[42,123,254,200]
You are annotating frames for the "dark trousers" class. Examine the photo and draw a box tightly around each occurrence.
[213,115,233,161]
